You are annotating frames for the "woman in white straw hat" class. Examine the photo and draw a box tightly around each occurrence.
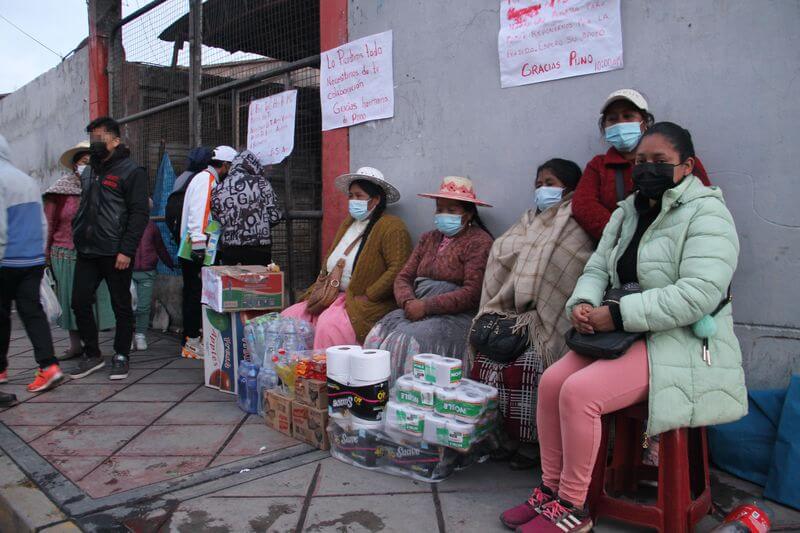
[282,167,412,349]
[364,176,494,381]
[572,88,712,241]
[43,142,115,359]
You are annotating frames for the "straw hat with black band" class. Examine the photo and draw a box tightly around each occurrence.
[335,166,401,204]
[59,141,90,170]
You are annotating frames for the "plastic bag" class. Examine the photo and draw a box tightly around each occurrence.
[130,281,138,311]
[40,268,62,324]
[765,374,800,510]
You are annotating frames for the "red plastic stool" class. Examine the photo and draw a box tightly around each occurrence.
[586,403,711,533]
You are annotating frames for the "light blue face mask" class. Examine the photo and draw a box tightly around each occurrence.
[434,213,464,237]
[348,199,371,221]
[605,122,643,152]
[535,186,564,212]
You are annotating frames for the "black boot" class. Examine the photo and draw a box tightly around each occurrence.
[0,391,18,406]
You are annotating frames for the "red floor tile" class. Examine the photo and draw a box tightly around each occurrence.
[30,425,144,456]
[65,401,174,426]
[78,456,212,498]
[28,383,126,403]
[155,400,246,426]
[138,368,204,384]
[108,383,198,402]
[0,402,89,426]
[9,425,54,442]
[117,424,237,456]
[183,386,234,402]
[217,423,298,457]
[46,455,107,481]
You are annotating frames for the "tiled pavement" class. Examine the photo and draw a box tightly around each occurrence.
[0,323,298,499]
[3,318,800,532]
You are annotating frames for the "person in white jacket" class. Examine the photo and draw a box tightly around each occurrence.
[179,145,236,355]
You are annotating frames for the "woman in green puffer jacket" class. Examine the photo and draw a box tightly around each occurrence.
[500,122,747,533]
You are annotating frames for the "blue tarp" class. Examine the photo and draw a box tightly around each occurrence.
[151,152,180,276]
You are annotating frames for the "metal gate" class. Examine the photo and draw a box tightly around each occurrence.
[108,0,321,300]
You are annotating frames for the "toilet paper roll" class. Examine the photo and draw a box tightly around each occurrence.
[435,357,463,387]
[350,414,384,431]
[326,345,360,382]
[350,349,391,383]
[454,388,485,422]
[423,412,450,445]
[446,419,476,450]
[414,381,437,410]
[412,353,440,383]
[386,401,425,436]
[434,387,459,416]
[482,386,498,411]
[395,374,420,405]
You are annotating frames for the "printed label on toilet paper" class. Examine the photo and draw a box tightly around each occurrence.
[395,408,424,434]
[434,395,483,419]
[412,359,435,383]
[397,388,422,405]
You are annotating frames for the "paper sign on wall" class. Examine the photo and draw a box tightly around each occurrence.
[498,0,623,88]
[246,90,297,164]
[321,30,394,131]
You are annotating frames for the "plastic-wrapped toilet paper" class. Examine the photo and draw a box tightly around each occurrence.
[412,353,439,382]
[435,357,463,387]
[326,345,360,383]
[395,374,419,405]
[435,387,485,421]
[386,401,425,437]
[350,349,391,383]
[414,381,436,410]
[423,412,450,445]
[446,419,476,450]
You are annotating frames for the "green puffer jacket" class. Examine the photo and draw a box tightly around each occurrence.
[567,175,747,436]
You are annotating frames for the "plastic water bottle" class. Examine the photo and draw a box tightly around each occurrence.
[265,318,283,358]
[297,319,315,350]
[257,364,279,416]
[236,361,260,414]
[710,500,773,532]
[280,319,301,355]
[244,321,258,365]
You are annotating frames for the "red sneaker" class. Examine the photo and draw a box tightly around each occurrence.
[27,364,63,393]
[516,499,593,533]
[0,370,7,384]
[500,484,555,529]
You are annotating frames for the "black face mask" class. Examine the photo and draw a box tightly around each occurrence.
[632,162,681,200]
[89,141,110,161]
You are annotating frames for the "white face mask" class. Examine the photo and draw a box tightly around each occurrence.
[75,164,87,176]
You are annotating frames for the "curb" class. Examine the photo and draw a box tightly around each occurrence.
[0,451,81,533]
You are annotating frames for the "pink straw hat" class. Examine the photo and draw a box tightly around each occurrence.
[418,176,492,207]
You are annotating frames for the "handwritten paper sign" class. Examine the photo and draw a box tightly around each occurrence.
[321,30,394,131]
[498,0,623,88]
[246,90,297,164]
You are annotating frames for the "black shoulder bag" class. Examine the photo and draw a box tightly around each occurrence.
[469,313,530,363]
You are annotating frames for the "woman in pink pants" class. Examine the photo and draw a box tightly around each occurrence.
[501,123,747,532]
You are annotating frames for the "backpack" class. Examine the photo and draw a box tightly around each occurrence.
[164,172,199,244]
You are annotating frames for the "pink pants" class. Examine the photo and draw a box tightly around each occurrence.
[537,340,649,507]
[281,293,357,350]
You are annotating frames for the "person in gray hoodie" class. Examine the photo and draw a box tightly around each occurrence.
[0,134,63,394]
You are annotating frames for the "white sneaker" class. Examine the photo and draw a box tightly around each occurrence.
[134,333,148,351]
[183,336,204,358]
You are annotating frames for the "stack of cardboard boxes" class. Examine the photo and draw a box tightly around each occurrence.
[264,377,329,450]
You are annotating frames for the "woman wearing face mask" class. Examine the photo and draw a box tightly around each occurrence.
[467,159,593,470]
[501,123,745,533]
[364,176,493,381]
[282,167,412,349]
[571,89,711,241]
[43,142,115,360]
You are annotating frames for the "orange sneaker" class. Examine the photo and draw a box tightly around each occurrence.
[27,364,63,393]
[0,370,7,384]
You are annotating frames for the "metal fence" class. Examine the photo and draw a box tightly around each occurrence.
[109,0,322,300]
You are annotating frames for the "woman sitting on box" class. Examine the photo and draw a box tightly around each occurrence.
[364,176,494,382]
[282,167,412,349]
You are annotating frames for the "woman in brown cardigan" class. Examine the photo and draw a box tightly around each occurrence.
[282,167,412,349]
[365,176,494,381]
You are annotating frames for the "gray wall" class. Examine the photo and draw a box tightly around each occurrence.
[0,46,89,189]
[349,0,800,388]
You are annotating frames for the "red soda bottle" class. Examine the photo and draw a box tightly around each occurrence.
[710,500,773,532]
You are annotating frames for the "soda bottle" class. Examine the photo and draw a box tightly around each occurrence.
[710,500,773,532]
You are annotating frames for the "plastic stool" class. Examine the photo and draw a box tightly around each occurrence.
[586,403,711,533]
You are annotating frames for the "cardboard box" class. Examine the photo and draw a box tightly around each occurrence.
[292,403,330,450]
[202,266,284,313]
[264,389,293,436]
[294,377,328,410]
[202,306,268,394]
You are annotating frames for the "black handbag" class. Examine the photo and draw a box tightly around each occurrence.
[469,313,530,363]
[564,287,644,360]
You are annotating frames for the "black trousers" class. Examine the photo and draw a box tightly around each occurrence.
[217,245,272,267]
[180,258,203,339]
[72,255,134,357]
[0,266,56,372]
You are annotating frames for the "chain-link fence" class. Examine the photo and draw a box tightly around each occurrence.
[109,0,321,300]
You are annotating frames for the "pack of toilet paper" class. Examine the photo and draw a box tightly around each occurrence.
[412,353,463,387]
[326,345,391,422]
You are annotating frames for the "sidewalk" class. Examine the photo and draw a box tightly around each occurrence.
[2,316,799,532]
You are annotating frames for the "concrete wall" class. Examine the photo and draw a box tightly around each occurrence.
[348,0,800,388]
[0,46,89,189]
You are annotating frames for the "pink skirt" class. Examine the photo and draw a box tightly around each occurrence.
[282,293,358,349]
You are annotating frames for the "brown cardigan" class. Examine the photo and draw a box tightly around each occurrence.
[304,214,412,342]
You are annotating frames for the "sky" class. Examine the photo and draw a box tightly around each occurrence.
[0,0,266,94]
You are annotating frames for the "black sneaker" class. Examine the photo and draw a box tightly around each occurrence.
[109,354,129,380]
[69,355,105,379]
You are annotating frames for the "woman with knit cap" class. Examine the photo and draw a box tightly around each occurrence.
[282,167,412,349]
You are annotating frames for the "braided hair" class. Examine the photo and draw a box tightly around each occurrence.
[351,179,388,267]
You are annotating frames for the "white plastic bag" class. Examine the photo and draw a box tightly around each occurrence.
[40,268,62,324]
[130,281,138,311]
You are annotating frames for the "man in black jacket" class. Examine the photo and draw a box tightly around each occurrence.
[69,117,149,381]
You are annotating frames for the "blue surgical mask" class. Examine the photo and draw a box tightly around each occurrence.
[535,186,564,212]
[605,122,643,152]
[348,199,371,221]
[434,213,464,237]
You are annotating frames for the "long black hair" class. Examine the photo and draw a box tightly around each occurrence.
[462,201,493,239]
[351,179,387,267]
